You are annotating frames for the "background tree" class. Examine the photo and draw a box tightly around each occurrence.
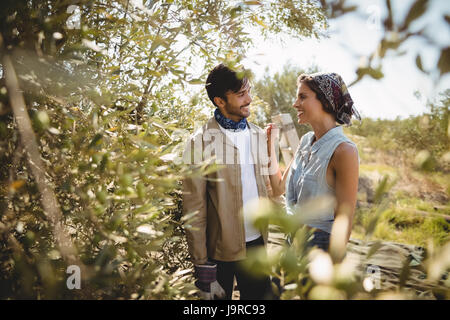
[319,0,449,85]
[253,63,319,139]
[0,0,326,299]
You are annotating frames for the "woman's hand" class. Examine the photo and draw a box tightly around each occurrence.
[265,123,277,158]
[264,122,296,198]
[264,123,286,197]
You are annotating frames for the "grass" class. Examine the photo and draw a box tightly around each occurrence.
[345,125,450,254]
[360,163,399,181]
[377,208,448,247]
[350,132,450,248]
[425,171,450,196]
[352,195,450,247]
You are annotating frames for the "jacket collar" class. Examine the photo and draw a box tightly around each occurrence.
[206,116,259,148]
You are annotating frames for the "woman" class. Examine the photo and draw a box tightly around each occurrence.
[267,72,360,260]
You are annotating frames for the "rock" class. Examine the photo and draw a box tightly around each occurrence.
[358,176,375,203]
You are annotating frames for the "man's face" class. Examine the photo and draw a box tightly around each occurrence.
[215,81,252,122]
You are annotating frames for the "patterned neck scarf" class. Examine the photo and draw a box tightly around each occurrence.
[309,72,361,126]
[214,108,248,132]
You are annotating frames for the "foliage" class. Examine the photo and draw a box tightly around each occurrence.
[1,0,448,301]
[253,63,318,139]
[354,201,449,248]
[246,177,450,299]
[0,0,326,299]
[319,0,450,86]
[248,0,450,300]
[348,89,450,172]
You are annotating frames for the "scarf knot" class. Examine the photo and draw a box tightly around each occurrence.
[214,108,248,131]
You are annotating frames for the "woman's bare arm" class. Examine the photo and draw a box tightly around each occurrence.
[329,142,359,261]
[268,157,293,197]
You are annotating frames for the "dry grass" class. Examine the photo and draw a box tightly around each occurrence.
[350,133,449,247]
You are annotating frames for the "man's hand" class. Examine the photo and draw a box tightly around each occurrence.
[198,280,226,300]
[194,263,226,300]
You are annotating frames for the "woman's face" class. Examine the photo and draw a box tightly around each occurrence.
[292,81,324,125]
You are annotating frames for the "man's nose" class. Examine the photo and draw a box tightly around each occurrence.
[246,93,252,105]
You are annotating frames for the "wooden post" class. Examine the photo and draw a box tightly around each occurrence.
[271,113,300,165]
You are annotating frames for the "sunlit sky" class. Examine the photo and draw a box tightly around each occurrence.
[242,0,450,120]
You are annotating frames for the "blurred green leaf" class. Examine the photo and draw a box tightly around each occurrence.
[415,54,426,73]
[437,47,450,75]
[374,175,390,204]
[88,133,103,149]
[366,241,383,259]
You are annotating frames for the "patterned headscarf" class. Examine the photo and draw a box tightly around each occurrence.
[307,72,361,126]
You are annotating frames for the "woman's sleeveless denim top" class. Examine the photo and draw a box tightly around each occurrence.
[285,126,357,234]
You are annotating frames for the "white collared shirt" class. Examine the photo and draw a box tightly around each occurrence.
[218,125,261,242]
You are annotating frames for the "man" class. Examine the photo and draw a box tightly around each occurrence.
[182,64,273,300]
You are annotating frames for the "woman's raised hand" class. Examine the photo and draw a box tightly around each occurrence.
[265,123,277,157]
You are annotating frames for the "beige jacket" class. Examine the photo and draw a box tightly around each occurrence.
[182,117,272,265]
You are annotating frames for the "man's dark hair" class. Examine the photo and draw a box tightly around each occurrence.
[205,64,248,107]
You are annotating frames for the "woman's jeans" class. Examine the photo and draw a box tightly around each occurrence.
[307,229,330,251]
[287,229,331,252]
